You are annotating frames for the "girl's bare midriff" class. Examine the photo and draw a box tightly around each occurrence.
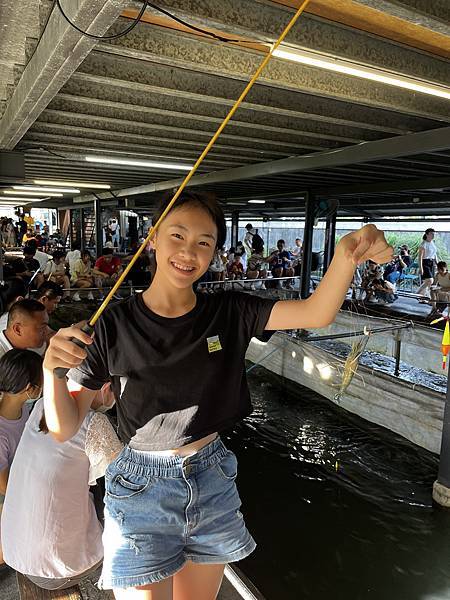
[148,432,218,457]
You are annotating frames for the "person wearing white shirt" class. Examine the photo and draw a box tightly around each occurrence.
[2,386,123,590]
[417,228,438,300]
[66,245,82,277]
[0,299,47,359]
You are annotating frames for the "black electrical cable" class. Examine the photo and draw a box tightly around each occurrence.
[56,0,150,40]
[146,2,255,44]
[56,0,256,45]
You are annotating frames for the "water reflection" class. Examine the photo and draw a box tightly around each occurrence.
[224,366,450,600]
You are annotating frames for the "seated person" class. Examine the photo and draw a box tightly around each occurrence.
[125,242,151,287]
[0,349,43,565]
[94,247,123,298]
[247,234,269,290]
[268,239,294,290]
[235,241,247,271]
[361,260,382,302]
[2,382,122,589]
[430,261,450,315]
[65,243,81,278]
[12,245,45,289]
[228,254,244,280]
[43,250,70,301]
[208,248,226,283]
[34,281,63,316]
[21,228,36,246]
[383,254,406,285]
[369,272,397,305]
[25,239,51,273]
[71,250,96,301]
[400,245,412,268]
[0,278,26,331]
[0,299,48,358]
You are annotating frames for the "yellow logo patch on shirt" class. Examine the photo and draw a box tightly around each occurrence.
[207,335,222,353]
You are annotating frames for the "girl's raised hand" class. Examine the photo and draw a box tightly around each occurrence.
[338,224,393,266]
[43,322,93,372]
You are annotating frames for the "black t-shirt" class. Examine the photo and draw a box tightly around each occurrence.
[68,291,277,450]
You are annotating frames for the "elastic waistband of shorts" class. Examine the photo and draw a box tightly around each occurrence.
[115,436,230,477]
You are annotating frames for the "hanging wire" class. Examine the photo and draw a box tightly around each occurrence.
[145,2,255,44]
[56,0,150,40]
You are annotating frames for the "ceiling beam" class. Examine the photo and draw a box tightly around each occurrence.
[88,24,450,122]
[76,125,450,202]
[314,175,450,196]
[124,1,449,84]
[351,0,450,35]
[0,0,128,149]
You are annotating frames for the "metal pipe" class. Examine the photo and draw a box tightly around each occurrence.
[231,210,239,249]
[300,192,314,299]
[302,322,413,343]
[394,339,402,376]
[94,197,103,258]
[323,210,337,276]
[437,367,450,488]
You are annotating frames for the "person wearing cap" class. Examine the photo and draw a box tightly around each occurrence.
[417,228,438,301]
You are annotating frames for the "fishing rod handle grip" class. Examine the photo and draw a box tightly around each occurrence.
[54,323,94,380]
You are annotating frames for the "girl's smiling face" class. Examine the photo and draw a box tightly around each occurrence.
[153,204,217,288]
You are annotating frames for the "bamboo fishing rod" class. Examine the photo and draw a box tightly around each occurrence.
[54,0,313,378]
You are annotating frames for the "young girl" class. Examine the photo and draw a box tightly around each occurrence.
[2,383,122,590]
[43,192,392,599]
[0,349,43,565]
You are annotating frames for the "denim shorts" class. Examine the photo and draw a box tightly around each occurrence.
[98,436,256,590]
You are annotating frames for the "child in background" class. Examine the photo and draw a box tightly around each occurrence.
[430,261,450,316]
[2,383,122,590]
[0,349,43,564]
[228,254,244,281]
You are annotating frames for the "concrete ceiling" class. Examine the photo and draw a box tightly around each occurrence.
[0,0,449,217]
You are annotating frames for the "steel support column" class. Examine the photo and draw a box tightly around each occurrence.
[300,193,314,299]
[323,210,337,276]
[94,197,103,258]
[433,367,450,507]
[80,207,85,251]
[231,211,239,249]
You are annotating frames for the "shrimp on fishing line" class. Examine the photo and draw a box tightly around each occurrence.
[334,328,371,404]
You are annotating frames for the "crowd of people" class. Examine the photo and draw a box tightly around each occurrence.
[356,227,450,317]
[204,223,303,290]
[0,275,123,587]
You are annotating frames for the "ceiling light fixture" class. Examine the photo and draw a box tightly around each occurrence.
[273,47,450,100]
[34,180,111,189]
[85,156,193,170]
[0,197,44,202]
[248,200,266,204]
[15,186,80,194]
[4,190,63,197]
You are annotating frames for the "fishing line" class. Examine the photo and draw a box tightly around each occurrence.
[54,0,313,377]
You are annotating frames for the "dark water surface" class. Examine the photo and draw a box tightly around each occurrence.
[225,365,450,600]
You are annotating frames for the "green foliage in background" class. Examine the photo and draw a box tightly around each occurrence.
[385,232,449,262]
[334,231,450,263]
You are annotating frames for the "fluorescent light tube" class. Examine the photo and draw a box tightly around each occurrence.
[273,47,450,100]
[248,200,266,204]
[85,156,193,170]
[0,197,44,202]
[4,190,63,197]
[15,186,80,194]
[34,180,111,189]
